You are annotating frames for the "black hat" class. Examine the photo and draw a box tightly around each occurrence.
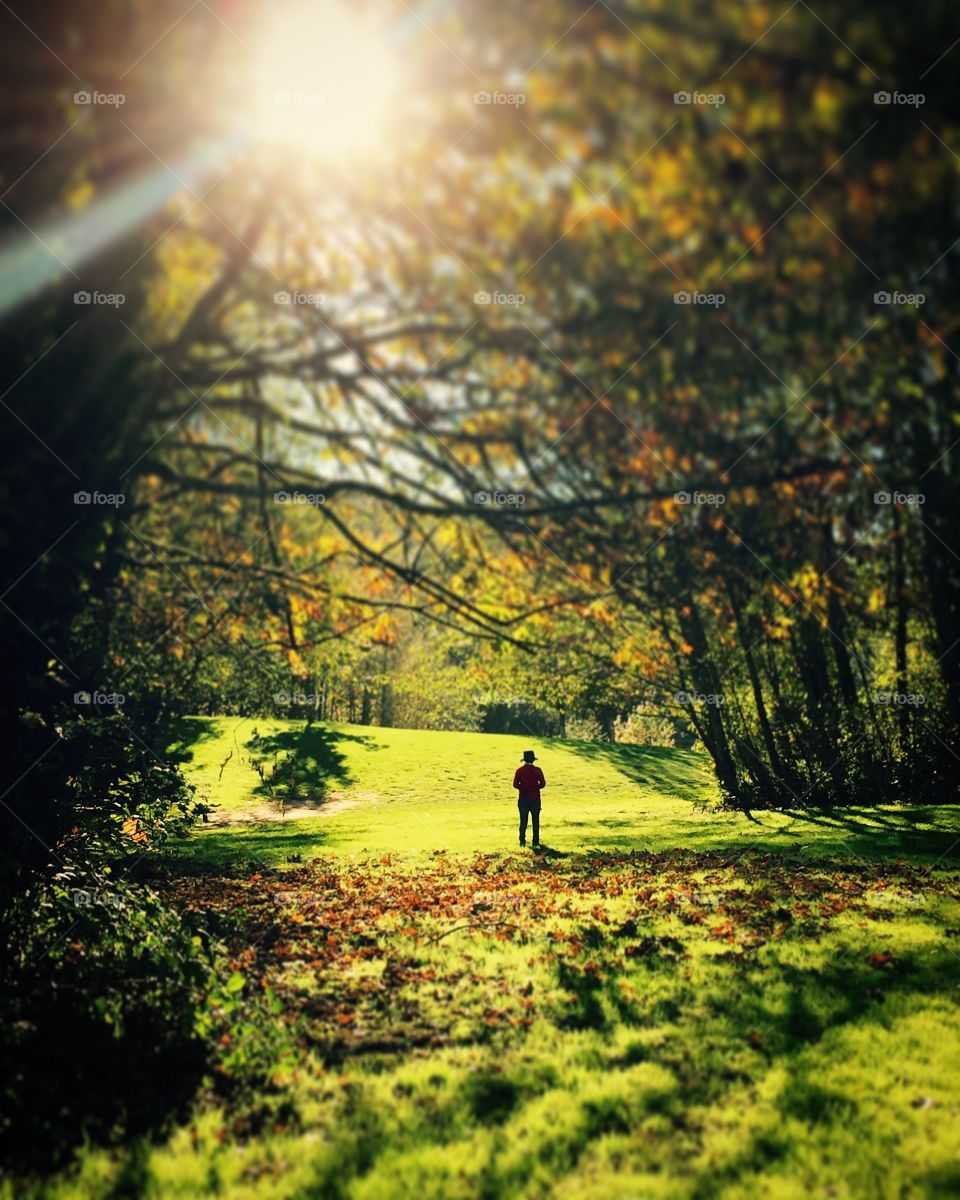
[522,750,537,762]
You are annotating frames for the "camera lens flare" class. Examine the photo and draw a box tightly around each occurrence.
[249,1,400,156]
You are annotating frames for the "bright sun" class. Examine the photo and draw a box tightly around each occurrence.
[251,2,399,156]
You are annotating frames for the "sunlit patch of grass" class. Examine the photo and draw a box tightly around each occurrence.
[168,717,960,868]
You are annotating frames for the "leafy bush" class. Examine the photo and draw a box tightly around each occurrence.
[1,869,305,1170]
[55,708,202,861]
[199,971,304,1138]
[615,703,688,748]
[0,714,216,1171]
[0,875,212,1170]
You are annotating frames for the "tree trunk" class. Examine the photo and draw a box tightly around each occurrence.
[892,505,909,747]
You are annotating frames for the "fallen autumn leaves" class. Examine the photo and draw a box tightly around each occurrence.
[154,850,959,1061]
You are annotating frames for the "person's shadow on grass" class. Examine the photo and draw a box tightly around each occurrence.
[530,844,564,859]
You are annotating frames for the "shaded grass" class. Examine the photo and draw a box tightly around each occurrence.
[245,725,370,801]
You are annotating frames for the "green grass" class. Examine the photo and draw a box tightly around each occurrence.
[14,720,960,1198]
[25,850,960,1200]
[167,717,960,868]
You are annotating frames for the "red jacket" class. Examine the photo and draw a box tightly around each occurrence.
[513,763,545,802]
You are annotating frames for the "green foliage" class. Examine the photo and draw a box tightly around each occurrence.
[0,875,211,1171]
[0,708,211,1167]
[199,975,304,1139]
[57,710,203,862]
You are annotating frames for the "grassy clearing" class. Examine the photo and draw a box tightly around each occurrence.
[14,720,960,1198]
[168,717,960,866]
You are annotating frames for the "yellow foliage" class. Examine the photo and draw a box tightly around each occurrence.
[145,233,224,336]
[813,83,842,125]
[371,614,398,646]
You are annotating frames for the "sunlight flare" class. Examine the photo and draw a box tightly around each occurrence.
[249,2,400,156]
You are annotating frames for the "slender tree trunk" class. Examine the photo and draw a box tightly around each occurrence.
[892,505,909,747]
[674,596,741,799]
[820,519,858,705]
[790,619,846,803]
[726,580,784,778]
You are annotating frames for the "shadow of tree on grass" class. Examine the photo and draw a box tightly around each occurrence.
[567,741,960,863]
[164,715,222,766]
[568,741,719,804]
[244,724,379,809]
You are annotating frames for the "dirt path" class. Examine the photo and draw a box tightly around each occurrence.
[205,792,366,826]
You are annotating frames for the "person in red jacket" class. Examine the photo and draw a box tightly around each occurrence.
[513,750,545,849]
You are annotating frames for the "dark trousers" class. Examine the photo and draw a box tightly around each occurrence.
[518,799,540,845]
